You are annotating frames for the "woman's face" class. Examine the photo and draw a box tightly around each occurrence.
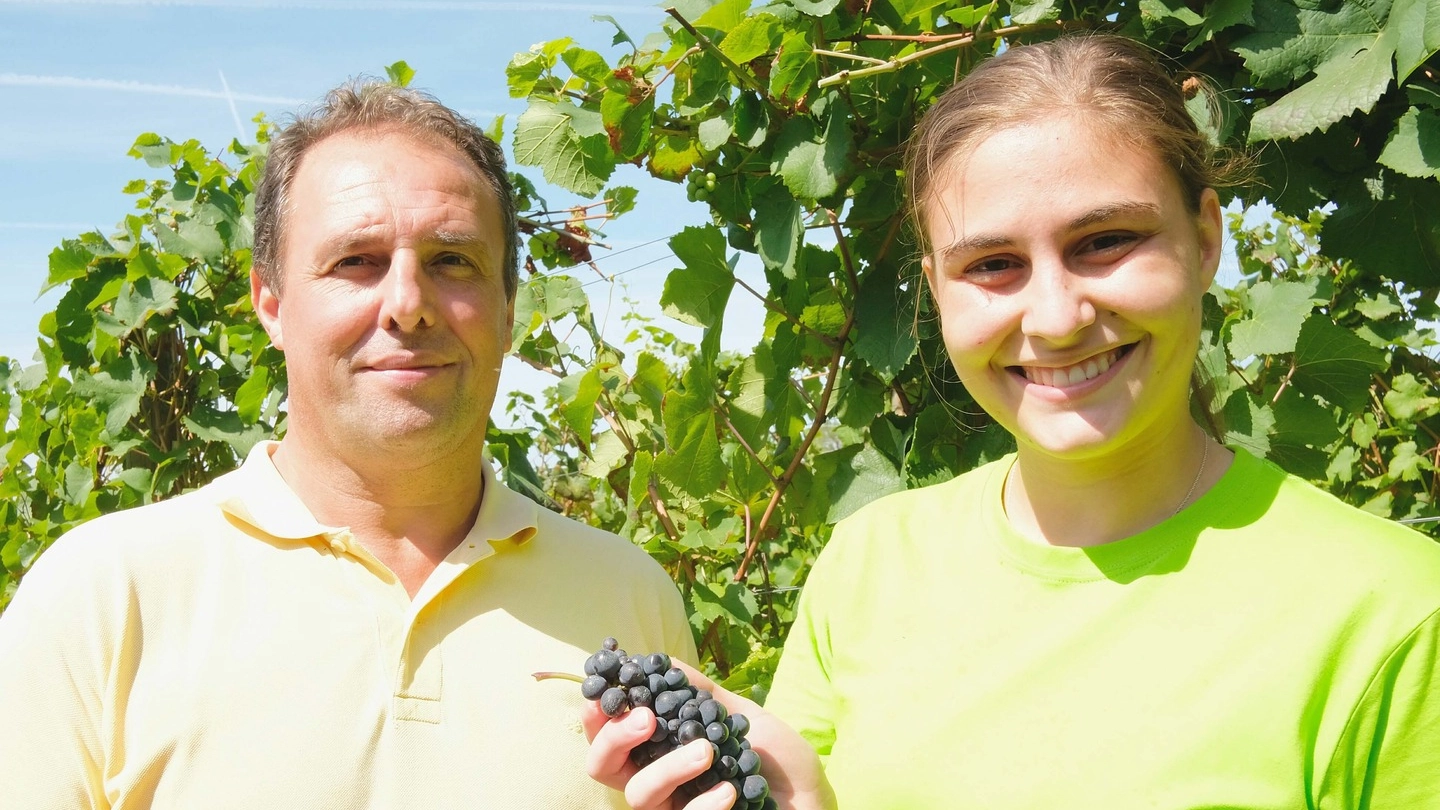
[921,117,1222,460]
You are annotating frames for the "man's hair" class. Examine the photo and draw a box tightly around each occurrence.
[252,81,519,300]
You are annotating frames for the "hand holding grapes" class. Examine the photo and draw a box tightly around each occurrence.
[576,644,835,810]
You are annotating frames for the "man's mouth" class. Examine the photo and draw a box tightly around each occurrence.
[1011,344,1135,388]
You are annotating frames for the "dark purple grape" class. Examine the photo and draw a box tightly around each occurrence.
[592,650,622,682]
[700,698,726,725]
[618,662,645,688]
[760,797,776,810]
[599,687,629,717]
[693,769,719,793]
[614,649,627,660]
[627,685,653,710]
[602,637,619,651]
[679,700,701,723]
[726,713,750,739]
[677,720,705,745]
[720,737,742,760]
[653,690,684,719]
[668,717,681,733]
[706,721,729,744]
[584,653,600,676]
[741,774,769,801]
[581,674,609,700]
[696,689,713,704]
[737,749,761,777]
[648,673,667,694]
[643,652,671,676]
[663,667,688,690]
[716,754,739,780]
[649,719,669,743]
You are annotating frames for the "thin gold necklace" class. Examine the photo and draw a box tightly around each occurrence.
[1173,439,1209,517]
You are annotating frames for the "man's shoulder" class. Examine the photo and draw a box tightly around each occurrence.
[28,471,240,577]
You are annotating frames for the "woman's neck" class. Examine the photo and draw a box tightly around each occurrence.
[1002,422,1230,547]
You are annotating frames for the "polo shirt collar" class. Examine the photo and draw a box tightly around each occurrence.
[217,441,539,558]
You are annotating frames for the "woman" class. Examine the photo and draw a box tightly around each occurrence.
[585,35,1440,809]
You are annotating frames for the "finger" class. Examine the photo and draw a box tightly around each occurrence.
[687,778,738,810]
[625,739,714,810]
[581,698,611,743]
[586,707,655,790]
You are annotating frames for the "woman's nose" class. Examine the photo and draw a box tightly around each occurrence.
[1019,259,1096,345]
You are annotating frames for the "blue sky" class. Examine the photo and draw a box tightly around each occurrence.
[0,0,765,418]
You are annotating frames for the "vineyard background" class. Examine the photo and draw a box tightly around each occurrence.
[3,0,1440,696]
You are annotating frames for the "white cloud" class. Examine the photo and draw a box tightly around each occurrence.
[0,0,657,12]
[0,73,306,106]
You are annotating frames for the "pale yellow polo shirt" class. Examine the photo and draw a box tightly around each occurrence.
[0,441,696,809]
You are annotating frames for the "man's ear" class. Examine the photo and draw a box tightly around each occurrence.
[251,268,284,350]
[503,290,516,354]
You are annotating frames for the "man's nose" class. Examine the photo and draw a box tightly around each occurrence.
[378,251,439,332]
[1019,259,1096,345]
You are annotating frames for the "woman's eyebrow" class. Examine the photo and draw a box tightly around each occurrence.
[1067,201,1162,231]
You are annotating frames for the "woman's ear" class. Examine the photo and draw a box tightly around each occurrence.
[1196,188,1223,289]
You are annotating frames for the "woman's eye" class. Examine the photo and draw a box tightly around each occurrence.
[1085,233,1138,253]
[965,257,1019,277]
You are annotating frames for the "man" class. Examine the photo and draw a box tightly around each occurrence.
[0,82,695,809]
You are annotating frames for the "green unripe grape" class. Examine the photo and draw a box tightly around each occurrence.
[704,178,716,192]
[705,172,716,182]
[695,188,709,202]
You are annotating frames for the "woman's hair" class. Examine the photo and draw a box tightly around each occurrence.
[904,34,1249,248]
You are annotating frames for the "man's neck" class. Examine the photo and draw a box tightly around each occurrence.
[269,434,486,598]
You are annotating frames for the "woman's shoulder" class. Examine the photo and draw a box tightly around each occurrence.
[1229,448,1440,599]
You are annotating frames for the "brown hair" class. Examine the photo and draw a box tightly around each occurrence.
[252,81,518,299]
[905,34,1249,249]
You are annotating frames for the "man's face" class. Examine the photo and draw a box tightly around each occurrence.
[252,128,514,462]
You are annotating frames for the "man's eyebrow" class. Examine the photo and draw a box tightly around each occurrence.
[427,229,488,248]
[314,228,487,257]
[938,201,1164,260]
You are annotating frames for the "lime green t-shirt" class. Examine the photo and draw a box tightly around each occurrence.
[766,449,1440,809]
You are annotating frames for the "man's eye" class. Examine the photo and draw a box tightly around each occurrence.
[335,256,370,268]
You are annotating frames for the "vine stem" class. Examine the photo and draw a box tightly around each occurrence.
[518,215,610,248]
[733,226,861,582]
[665,7,769,98]
[531,671,585,683]
[818,22,1069,88]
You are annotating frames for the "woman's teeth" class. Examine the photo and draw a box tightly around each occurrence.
[1021,347,1123,388]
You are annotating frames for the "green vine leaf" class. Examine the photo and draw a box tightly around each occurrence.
[661,226,735,329]
[1291,315,1390,411]
[1378,107,1440,178]
[513,99,614,196]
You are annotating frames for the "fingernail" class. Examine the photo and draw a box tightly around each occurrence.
[690,740,711,764]
[628,709,649,730]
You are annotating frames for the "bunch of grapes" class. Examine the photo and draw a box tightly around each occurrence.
[685,170,718,202]
[582,638,774,810]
